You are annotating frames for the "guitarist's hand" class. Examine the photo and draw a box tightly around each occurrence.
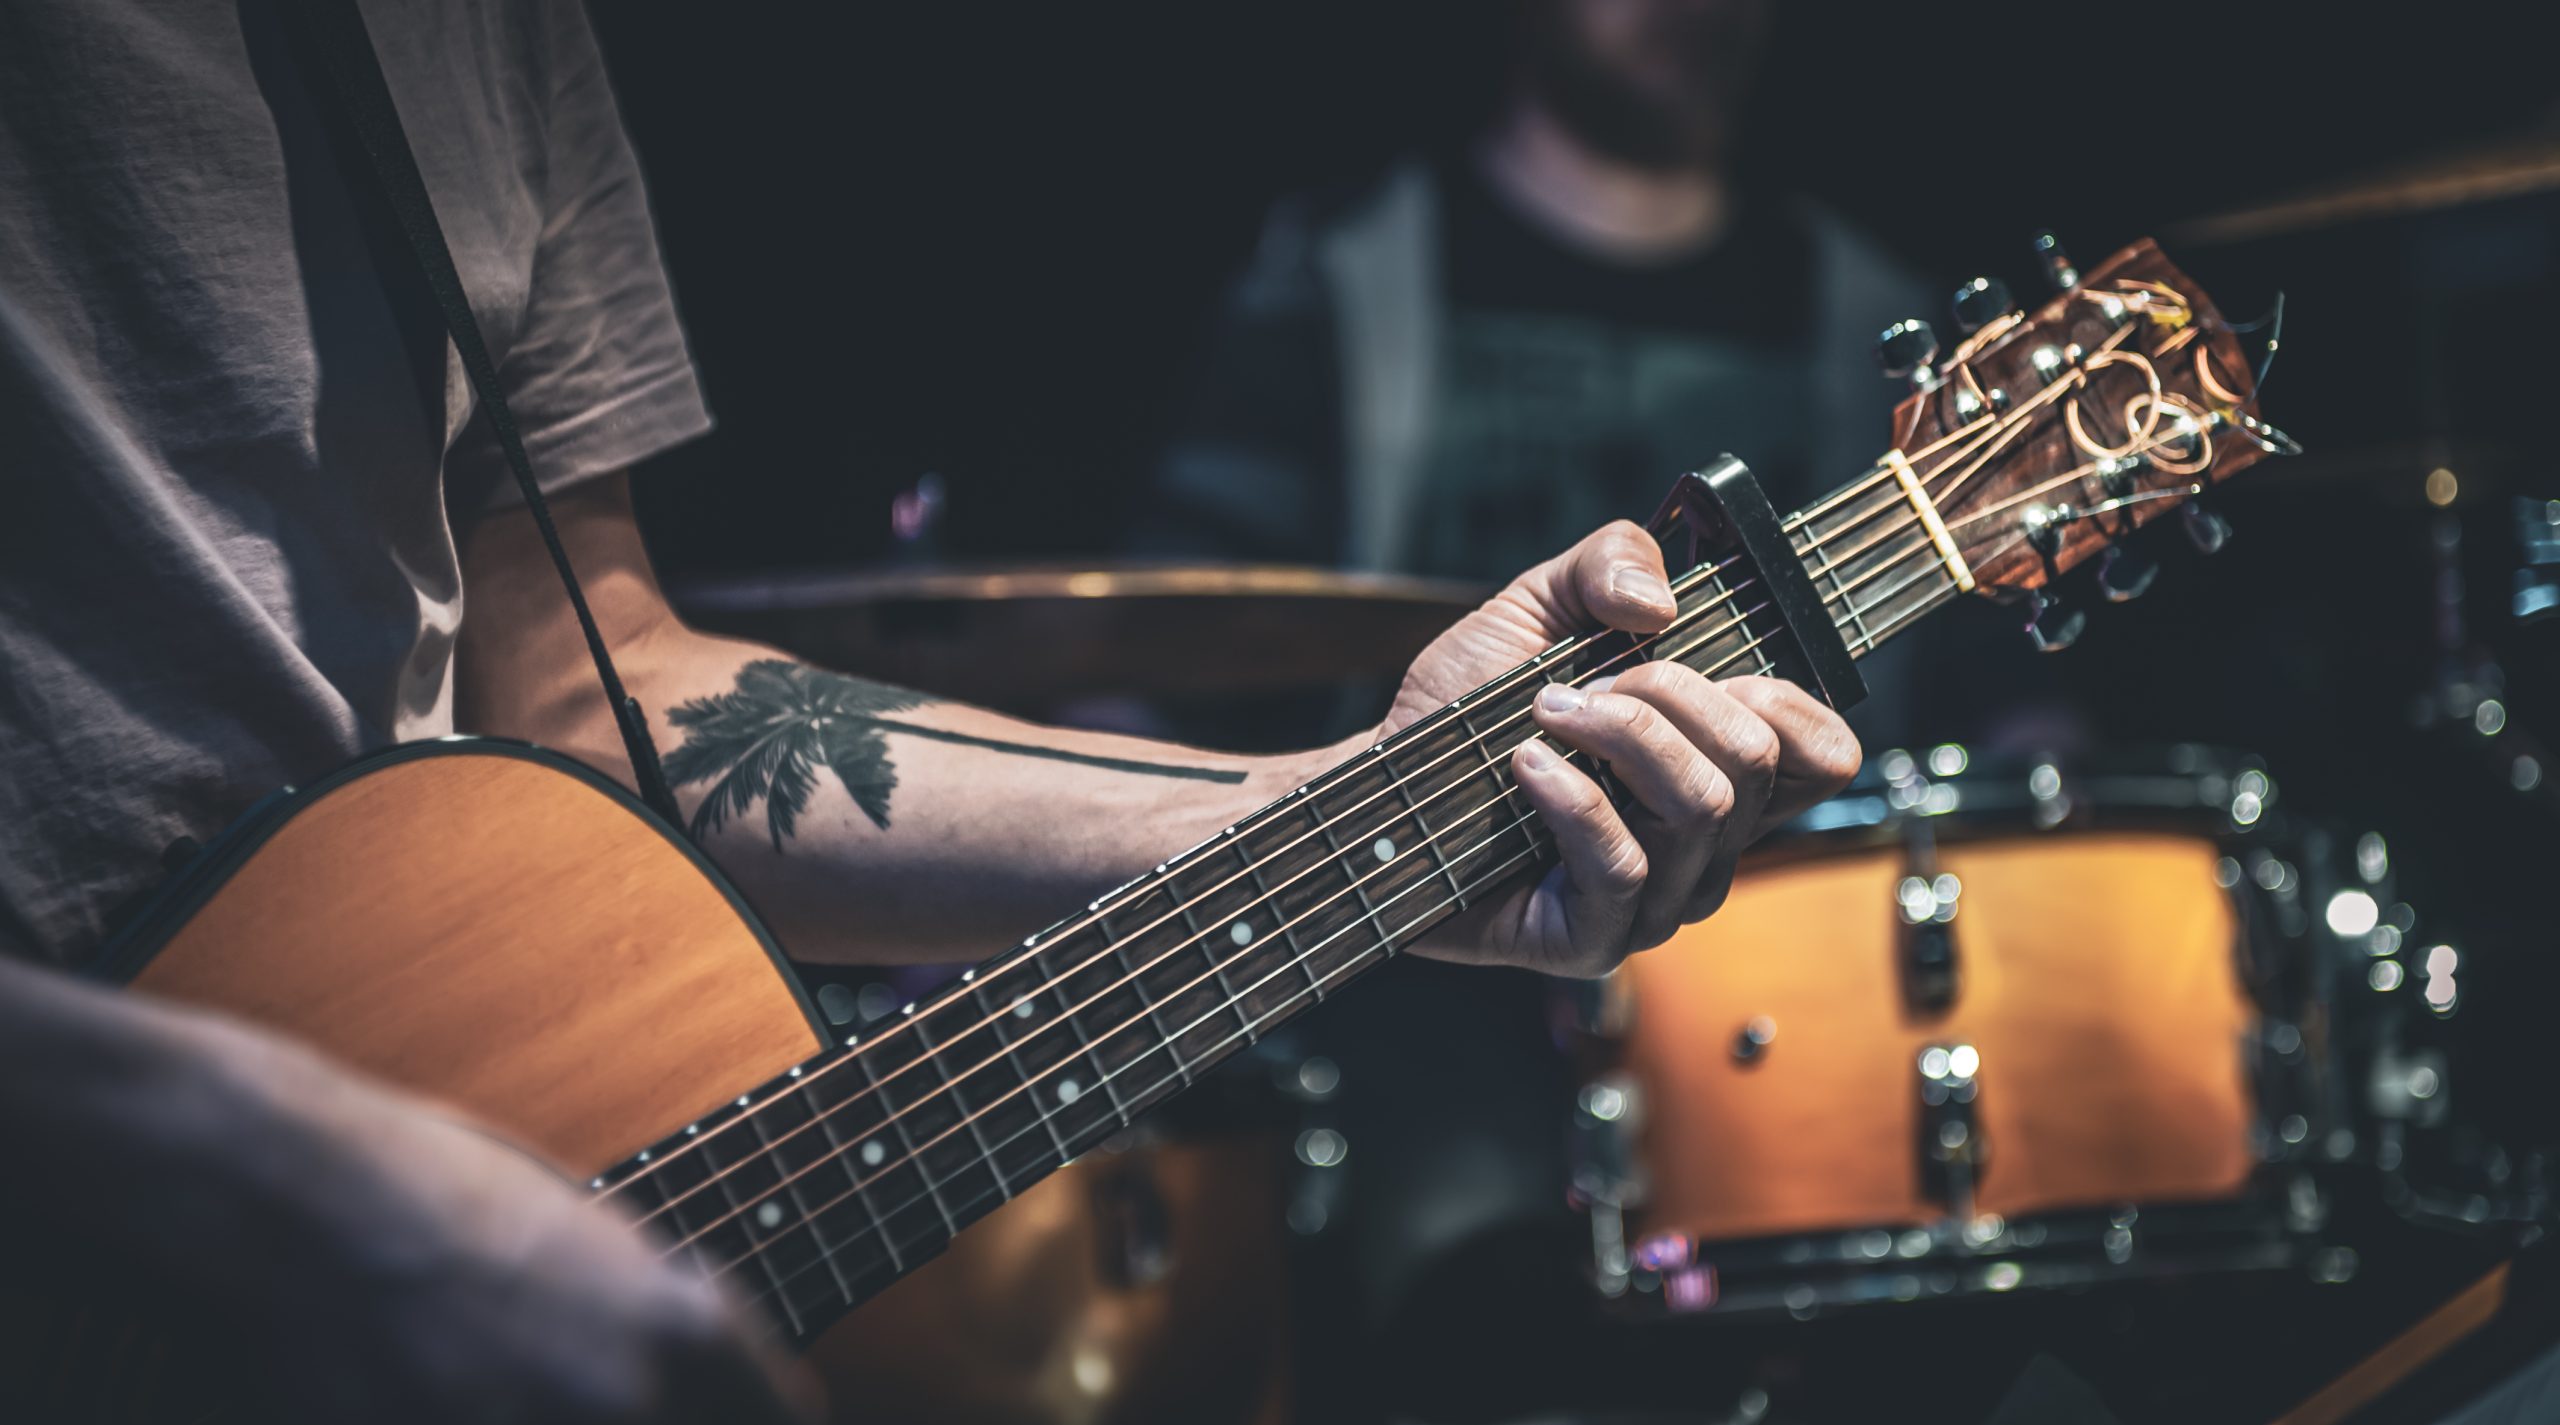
[228,1029,821,1424]
[1394,520,1861,977]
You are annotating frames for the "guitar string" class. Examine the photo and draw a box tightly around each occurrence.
[719,578,1964,1317]
[615,556,1754,1221]
[678,561,1959,1277]
[632,497,1975,1234]
[692,593,1804,1286]
[650,521,1975,1249]
[617,335,2194,1220]
[656,596,1796,1260]
[604,409,2020,1208]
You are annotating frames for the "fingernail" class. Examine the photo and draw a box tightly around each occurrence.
[1518,739,1559,771]
[1538,683,1588,714]
[1610,567,1673,610]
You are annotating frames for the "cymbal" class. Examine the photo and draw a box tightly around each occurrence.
[668,563,1483,710]
[2168,137,2560,246]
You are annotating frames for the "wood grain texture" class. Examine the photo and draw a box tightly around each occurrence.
[128,747,823,1177]
[1625,832,2257,1240]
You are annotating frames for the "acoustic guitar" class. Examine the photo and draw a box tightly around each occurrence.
[11,239,2291,1421]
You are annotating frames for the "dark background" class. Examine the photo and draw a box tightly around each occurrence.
[589,2,2555,572]
[587,6,2560,1420]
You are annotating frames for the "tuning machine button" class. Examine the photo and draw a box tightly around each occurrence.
[2031,230,2079,291]
[2097,453,2145,501]
[2183,502,2233,555]
[1952,277,2015,333]
[2019,502,2065,557]
[2024,590,2086,653]
[2097,546,2158,603]
[1877,318,1941,387]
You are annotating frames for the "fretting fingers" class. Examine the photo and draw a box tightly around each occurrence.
[1718,676,1862,823]
[1507,737,1647,975]
[1527,680,1735,949]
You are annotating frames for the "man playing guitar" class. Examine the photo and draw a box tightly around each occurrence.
[0,4,1860,1418]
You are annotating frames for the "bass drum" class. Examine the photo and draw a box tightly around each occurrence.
[1572,746,2352,1316]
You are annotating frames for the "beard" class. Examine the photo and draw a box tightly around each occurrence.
[1519,1,1761,172]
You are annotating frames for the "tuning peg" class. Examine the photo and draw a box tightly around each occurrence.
[1877,318,1940,382]
[2030,230,2079,291]
[2182,502,2233,555]
[2097,546,2158,602]
[2024,591,2086,653]
[1952,277,2014,333]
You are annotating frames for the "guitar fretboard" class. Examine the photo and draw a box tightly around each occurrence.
[601,479,1964,1345]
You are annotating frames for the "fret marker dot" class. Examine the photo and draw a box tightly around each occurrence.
[860,1139,886,1167]
[1013,997,1037,1019]
[1058,1078,1083,1105]
[1373,837,1396,862]
[1230,920,1254,946]
[756,1202,785,1230]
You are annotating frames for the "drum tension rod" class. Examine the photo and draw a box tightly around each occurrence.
[1896,807,1962,1015]
[1919,1043,1985,1223]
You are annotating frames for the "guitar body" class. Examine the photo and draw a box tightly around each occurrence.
[18,740,826,1422]
[115,740,826,1180]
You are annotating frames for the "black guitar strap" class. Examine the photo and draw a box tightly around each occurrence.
[284,1,684,828]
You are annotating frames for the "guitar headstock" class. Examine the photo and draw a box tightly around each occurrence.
[1882,239,2295,608]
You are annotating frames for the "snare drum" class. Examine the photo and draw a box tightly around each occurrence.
[1575,747,2341,1316]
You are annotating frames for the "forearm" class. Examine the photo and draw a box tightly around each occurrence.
[454,478,1343,964]
[632,643,1331,963]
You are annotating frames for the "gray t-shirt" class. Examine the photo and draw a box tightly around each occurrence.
[0,0,712,964]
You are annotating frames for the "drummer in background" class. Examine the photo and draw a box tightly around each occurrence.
[1137,0,1933,747]
[1132,0,1945,1410]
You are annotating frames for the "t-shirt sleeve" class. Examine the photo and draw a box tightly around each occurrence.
[455,1,711,505]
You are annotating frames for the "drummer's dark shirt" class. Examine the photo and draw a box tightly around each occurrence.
[1407,161,1822,583]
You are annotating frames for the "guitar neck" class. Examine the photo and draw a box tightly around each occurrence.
[598,466,1965,1347]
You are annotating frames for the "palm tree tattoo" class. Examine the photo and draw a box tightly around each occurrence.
[664,661,1243,847]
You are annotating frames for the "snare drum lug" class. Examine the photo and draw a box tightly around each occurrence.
[1918,1044,1985,1221]
[1897,819,1962,1014]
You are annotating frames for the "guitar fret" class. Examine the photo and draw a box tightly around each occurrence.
[1306,802,1391,959]
[1047,973,1137,1129]
[799,1064,907,1274]
[702,1122,810,1335]
[1457,709,1542,860]
[910,1012,1012,1203]
[1391,756,1471,910]
[1099,913,1193,1087]
[1174,891,1263,1042]
[751,1090,864,1306]
[971,977,1075,1166]
[851,1051,961,1238]
[1704,569,1779,678]
[1796,511,1873,651]
[1233,843,1318,1011]
[822,1129,904,1273]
